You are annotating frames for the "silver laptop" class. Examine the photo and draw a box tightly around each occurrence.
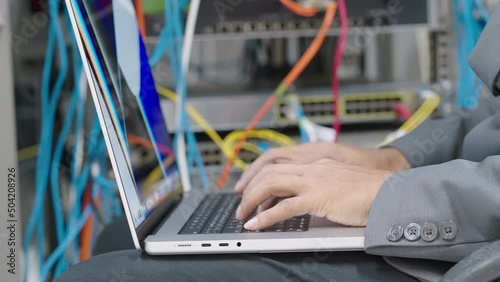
[65,0,364,255]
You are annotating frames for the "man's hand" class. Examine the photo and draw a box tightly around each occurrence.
[235,159,393,230]
[235,142,409,193]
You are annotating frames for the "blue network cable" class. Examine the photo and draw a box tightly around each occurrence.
[30,0,210,278]
[50,78,80,275]
[95,175,119,190]
[149,20,173,67]
[475,0,490,21]
[185,123,209,188]
[25,1,126,279]
[66,119,104,264]
[52,19,85,276]
[24,1,69,279]
[40,206,93,282]
[163,0,209,189]
[297,112,309,144]
[149,0,188,66]
[94,145,121,224]
[454,0,488,108]
[51,120,105,279]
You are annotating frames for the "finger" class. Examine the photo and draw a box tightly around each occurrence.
[237,174,304,220]
[257,197,278,214]
[235,148,291,193]
[245,163,303,195]
[244,197,309,230]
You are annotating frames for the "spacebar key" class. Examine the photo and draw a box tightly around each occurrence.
[222,225,243,233]
[180,225,203,234]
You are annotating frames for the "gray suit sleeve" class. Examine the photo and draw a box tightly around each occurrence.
[386,97,498,167]
[364,156,500,262]
[387,3,500,167]
[386,113,465,167]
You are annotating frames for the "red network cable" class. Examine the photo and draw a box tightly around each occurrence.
[393,103,412,121]
[127,134,175,156]
[331,0,348,141]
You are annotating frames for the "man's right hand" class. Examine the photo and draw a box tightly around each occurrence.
[234,142,410,194]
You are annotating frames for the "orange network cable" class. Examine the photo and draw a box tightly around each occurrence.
[217,2,338,189]
[283,4,336,85]
[280,0,318,17]
[135,0,147,37]
[80,185,94,261]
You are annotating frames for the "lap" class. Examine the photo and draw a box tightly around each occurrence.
[55,217,417,282]
[56,250,417,282]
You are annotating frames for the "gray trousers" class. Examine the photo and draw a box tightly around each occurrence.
[54,217,418,282]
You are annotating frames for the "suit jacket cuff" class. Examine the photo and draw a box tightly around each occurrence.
[364,157,500,262]
[383,116,464,168]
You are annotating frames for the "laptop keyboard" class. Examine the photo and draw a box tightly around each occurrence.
[179,194,310,235]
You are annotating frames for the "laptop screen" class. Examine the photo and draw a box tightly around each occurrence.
[73,0,181,228]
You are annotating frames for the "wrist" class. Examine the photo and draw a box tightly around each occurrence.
[362,170,394,225]
[372,147,411,171]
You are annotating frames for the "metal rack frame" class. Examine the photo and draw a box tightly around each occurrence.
[154,1,450,133]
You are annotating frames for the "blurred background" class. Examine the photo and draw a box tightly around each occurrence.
[0,0,497,280]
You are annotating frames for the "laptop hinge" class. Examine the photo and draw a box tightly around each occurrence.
[136,189,183,248]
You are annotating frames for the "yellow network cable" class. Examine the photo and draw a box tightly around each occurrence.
[223,130,296,150]
[156,85,296,170]
[143,155,175,192]
[378,91,441,147]
[400,91,441,132]
[17,144,40,162]
[156,85,252,170]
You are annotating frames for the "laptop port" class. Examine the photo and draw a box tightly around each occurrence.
[202,243,211,247]
[219,243,229,247]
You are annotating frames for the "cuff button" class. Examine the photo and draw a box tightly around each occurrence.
[439,220,457,240]
[404,223,421,241]
[387,225,404,242]
[421,223,438,242]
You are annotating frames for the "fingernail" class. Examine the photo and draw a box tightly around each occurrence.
[244,217,259,230]
[235,205,242,218]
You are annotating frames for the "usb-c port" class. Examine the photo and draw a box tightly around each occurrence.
[202,243,211,247]
[219,243,229,247]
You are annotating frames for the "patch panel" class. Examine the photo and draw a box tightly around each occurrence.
[211,16,367,34]
[198,140,260,168]
[275,90,414,125]
[199,144,223,167]
[144,0,436,37]
[196,0,433,35]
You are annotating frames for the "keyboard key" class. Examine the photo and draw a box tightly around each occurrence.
[264,227,284,232]
[243,229,263,233]
[222,225,243,233]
